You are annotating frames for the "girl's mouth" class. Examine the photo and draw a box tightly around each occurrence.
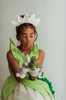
[27,43,30,46]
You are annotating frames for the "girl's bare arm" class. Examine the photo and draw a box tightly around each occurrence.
[7,50,24,82]
[37,49,45,65]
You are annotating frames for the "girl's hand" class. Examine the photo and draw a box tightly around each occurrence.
[15,62,28,78]
[29,68,40,80]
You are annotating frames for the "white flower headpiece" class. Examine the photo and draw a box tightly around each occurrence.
[11,13,40,27]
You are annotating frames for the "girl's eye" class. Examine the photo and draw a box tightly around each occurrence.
[30,36,33,38]
[22,35,27,38]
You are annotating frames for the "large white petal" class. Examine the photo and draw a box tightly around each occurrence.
[29,14,35,21]
[22,16,25,23]
[17,15,23,24]
[11,21,20,26]
[24,13,29,23]
[33,18,40,26]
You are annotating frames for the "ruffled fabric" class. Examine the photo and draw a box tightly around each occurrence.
[37,71,56,100]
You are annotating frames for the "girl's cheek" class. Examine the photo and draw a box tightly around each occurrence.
[22,40,26,43]
[20,39,25,44]
[21,38,26,42]
[31,38,34,43]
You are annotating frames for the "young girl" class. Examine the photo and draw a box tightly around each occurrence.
[1,14,57,100]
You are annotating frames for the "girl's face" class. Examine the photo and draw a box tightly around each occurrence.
[17,27,35,48]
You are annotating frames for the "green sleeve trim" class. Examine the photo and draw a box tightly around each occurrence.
[8,38,27,75]
[9,38,15,50]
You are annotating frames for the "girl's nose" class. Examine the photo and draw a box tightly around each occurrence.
[27,36,30,42]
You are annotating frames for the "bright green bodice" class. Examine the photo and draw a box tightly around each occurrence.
[9,38,39,75]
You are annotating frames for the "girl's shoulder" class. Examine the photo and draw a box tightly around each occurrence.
[7,50,12,56]
[7,50,13,62]
[38,49,45,57]
[37,49,45,65]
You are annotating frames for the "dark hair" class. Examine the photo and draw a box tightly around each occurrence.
[16,15,38,42]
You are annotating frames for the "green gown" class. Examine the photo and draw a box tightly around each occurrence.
[1,38,56,100]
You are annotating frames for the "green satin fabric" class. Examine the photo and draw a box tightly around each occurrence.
[1,38,53,100]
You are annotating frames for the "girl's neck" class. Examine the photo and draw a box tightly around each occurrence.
[18,45,33,56]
